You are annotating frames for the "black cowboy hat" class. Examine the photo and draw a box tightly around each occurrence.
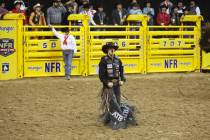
[102,42,119,54]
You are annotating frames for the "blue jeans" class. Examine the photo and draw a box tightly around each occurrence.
[63,50,74,76]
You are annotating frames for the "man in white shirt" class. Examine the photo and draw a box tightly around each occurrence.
[49,25,77,80]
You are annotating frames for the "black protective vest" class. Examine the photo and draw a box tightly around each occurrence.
[105,56,120,79]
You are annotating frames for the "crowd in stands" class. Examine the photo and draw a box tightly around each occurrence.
[0,0,202,26]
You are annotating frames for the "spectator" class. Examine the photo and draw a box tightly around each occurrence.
[79,4,96,25]
[160,0,173,15]
[11,0,27,24]
[63,4,75,25]
[11,0,26,14]
[129,3,142,15]
[0,1,8,18]
[128,0,139,11]
[65,0,78,14]
[143,1,155,25]
[171,7,181,25]
[49,25,77,80]
[93,5,108,25]
[177,1,186,17]
[29,3,46,26]
[112,3,128,25]
[78,0,89,13]
[183,8,189,16]
[47,0,67,25]
[157,5,170,26]
[189,0,201,15]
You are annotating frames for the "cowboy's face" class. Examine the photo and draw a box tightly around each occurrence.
[108,48,115,57]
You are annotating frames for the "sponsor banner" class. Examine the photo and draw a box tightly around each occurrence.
[148,57,194,72]
[24,60,81,77]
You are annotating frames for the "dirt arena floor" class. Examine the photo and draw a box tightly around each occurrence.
[0,73,210,140]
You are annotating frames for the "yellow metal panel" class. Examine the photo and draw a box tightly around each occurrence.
[23,26,85,77]
[149,50,195,55]
[90,31,141,36]
[24,60,81,77]
[88,31,144,75]
[3,13,25,20]
[202,51,210,70]
[148,31,195,36]
[147,57,195,73]
[147,25,200,73]
[0,20,18,80]
[88,57,143,75]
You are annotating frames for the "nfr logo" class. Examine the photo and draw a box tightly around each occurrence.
[164,59,178,69]
[45,62,61,72]
[0,39,15,57]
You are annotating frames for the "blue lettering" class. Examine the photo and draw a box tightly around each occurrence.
[165,59,178,69]
[174,59,178,68]
[165,60,169,68]
[56,63,61,72]
[45,63,50,72]
[45,62,61,72]
[51,63,55,72]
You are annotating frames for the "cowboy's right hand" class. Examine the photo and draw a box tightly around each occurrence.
[107,82,113,88]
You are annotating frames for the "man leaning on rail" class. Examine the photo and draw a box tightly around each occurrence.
[49,25,77,80]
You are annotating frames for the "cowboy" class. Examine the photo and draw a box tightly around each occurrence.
[99,42,126,104]
[99,42,129,130]
[49,25,77,80]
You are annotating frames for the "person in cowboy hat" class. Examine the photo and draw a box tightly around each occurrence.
[29,3,46,26]
[98,42,127,129]
[49,25,77,80]
[99,42,126,95]
[11,0,25,14]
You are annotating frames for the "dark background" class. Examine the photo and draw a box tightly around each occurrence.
[4,0,210,22]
